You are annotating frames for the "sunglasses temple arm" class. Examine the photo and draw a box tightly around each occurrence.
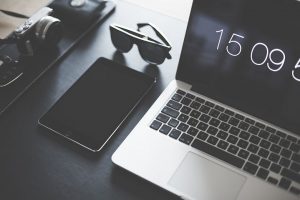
[137,23,172,48]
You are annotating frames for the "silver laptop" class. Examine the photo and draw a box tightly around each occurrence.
[112,0,300,199]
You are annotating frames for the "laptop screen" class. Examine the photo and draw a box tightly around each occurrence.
[176,0,300,135]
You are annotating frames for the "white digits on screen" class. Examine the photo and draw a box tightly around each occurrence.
[216,29,223,50]
[226,34,244,56]
[267,49,285,72]
[250,43,269,65]
[292,58,300,82]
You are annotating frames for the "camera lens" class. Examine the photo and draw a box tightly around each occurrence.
[35,16,63,45]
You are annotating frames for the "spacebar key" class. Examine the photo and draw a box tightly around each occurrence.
[191,139,245,168]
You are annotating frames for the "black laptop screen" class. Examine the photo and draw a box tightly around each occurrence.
[177,0,300,135]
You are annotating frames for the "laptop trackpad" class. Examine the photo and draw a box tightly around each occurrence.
[168,152,246,200]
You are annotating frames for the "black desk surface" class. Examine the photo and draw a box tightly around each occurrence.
[0,1,187,199]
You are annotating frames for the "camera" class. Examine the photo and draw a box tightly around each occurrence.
[14,7,63,56]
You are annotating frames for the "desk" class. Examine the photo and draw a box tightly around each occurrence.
[0,1,187,199]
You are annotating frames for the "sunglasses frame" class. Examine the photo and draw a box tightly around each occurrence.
[110,23,172,59]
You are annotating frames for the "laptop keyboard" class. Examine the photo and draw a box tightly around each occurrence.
[150,89,300,196]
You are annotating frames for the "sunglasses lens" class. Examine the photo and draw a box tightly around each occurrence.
[138,43,166,65]
[110,27,133,52]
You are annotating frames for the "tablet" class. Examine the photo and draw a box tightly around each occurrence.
[39,57,155,152]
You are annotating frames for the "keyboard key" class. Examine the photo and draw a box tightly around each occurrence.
[176,90,186,96]
[239,131,250,140]
[190,101,201,110]
[290,143,300,152]
[238,122,249,130]
[237,139,249,149]
[258,148,269,158]
[187,118,199,127]
[229,117,239,126]
[276,131,286,138]
[235,113,245,120]
[279,177,291,189]
[267,177,278,185]
[256,168,269,180]
[280,148,292,159]
[217,140,229,150]
[281,168,300,184]
[229,127,240,136]
[190,110,201,118]
[167,100,182,110]
[290,162,300,172]
[248,144,259,154]
[270,144,281,153]
[255,122,265,129]
[205,101,215,107]
[178,114,189,122]
[187,127,198,136]
[197,122,208,131]
[186,93,195,99]
[238,149,249,159]
[228,145,239,154]
[279,139,290,148]
[248,126,259,135]
[227,135,238,144]
[270,163,281,173]
[258,130,270,139]
[259,158,271,169]
[243,162,258,175]
[269,134,280,144]
[207,136,219,145]
[168,118,179,127]
[292,153,300,163]
[259,140,271,149]
[219,122,230,131]
[197,131,208,141]
[209,109,220,118]
[249,154,260,164]
[290,187,300,195]
[249,135,260,145]
[179,133,193,145]
[159,125,172,135]
[219,113,230,122]
[217,130,228,140]
[178,123,189,132]
[245,118,255,125]
[162,107,179,118]
[279,158,291,168]
[150,120,162,130]
[266,126,276,134]
[199,114,210,123]
[180,106,191,114]
[172,93,183,102]
[209,118,220,127]
[169,129,181,139]
[225,109,234,116]
[268,153,280,163]
[200,105,210,113]
[156,113,170,123]
[287,135,297,143]
[181,97,192,106]
[192,139,245,168]
[215,105,225,112]
[195,97,205,103]
[207,126,218,135]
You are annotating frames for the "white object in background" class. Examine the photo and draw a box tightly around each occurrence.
[123,0,193,22]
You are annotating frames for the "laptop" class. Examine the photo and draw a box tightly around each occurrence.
[112,0,300,199]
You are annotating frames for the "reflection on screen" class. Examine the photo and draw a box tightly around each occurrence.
[178,0,300,134]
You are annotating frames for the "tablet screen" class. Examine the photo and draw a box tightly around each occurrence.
[39,57,155,151]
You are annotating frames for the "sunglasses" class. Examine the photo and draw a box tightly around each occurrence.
[109,23,172,65]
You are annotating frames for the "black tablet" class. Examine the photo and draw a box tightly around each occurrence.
[39,57,155,152]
